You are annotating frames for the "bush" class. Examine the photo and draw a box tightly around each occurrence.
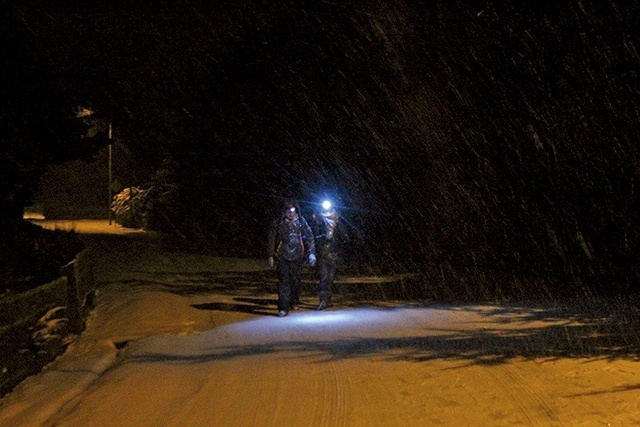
[112,187,145,228]
[110,182,185,235]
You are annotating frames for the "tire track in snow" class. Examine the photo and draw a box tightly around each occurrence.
[308,332,350,425]
[259,315,352,426]
[318,353,350,426]
[488,362,564,426]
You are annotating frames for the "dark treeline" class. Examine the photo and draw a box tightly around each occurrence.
[3,1,640,299]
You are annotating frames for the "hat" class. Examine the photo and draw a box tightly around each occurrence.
[282,199,299,212]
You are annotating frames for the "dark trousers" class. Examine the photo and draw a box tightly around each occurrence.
[318,261,337,302]
[277,258,303,311]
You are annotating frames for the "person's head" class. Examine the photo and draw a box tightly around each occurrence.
[283,200,299,220]
[320,199,338,220]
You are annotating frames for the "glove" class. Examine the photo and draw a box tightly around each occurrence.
[268,257,274,269]
[308,253,316,266]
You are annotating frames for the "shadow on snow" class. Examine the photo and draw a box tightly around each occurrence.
[123,298,640,366]
[80,235,640,366]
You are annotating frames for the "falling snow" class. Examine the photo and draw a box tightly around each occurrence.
[1,221,639,425]
[4,1,640,423]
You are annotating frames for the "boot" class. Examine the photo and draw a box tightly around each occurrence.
[315,300,327,311]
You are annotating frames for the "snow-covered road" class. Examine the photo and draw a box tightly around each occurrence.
[1,221,639,426]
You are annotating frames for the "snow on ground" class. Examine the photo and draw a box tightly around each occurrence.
[1,220,640,426]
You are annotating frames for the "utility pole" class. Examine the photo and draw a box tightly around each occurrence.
[108,122,113,225]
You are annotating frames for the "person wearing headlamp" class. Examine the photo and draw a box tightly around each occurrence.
[267,200,316,317]
[311,200,347,310]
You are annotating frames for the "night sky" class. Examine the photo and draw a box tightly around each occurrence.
[4,1,640,298]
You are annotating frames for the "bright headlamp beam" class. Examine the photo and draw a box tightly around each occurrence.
[322,200,332,210]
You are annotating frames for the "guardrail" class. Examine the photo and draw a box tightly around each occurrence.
[59,249,96,333]
[0,249,95,397]
[0,248,95,333]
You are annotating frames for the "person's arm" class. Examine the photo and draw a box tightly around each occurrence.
[337,219,349,244]
[302,217,315,254]
[267,219,278,268]
[301,216,316,265]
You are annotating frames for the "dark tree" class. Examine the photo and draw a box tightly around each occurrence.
[4,0,640,297]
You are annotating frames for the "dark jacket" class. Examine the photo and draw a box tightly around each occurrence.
[268,214,315,262]
[312,210,347,265]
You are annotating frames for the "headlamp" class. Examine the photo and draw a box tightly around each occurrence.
[322,200,332,210]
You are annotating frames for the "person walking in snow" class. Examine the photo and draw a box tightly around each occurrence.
[267,200,316,317]
[311,200,347,310]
